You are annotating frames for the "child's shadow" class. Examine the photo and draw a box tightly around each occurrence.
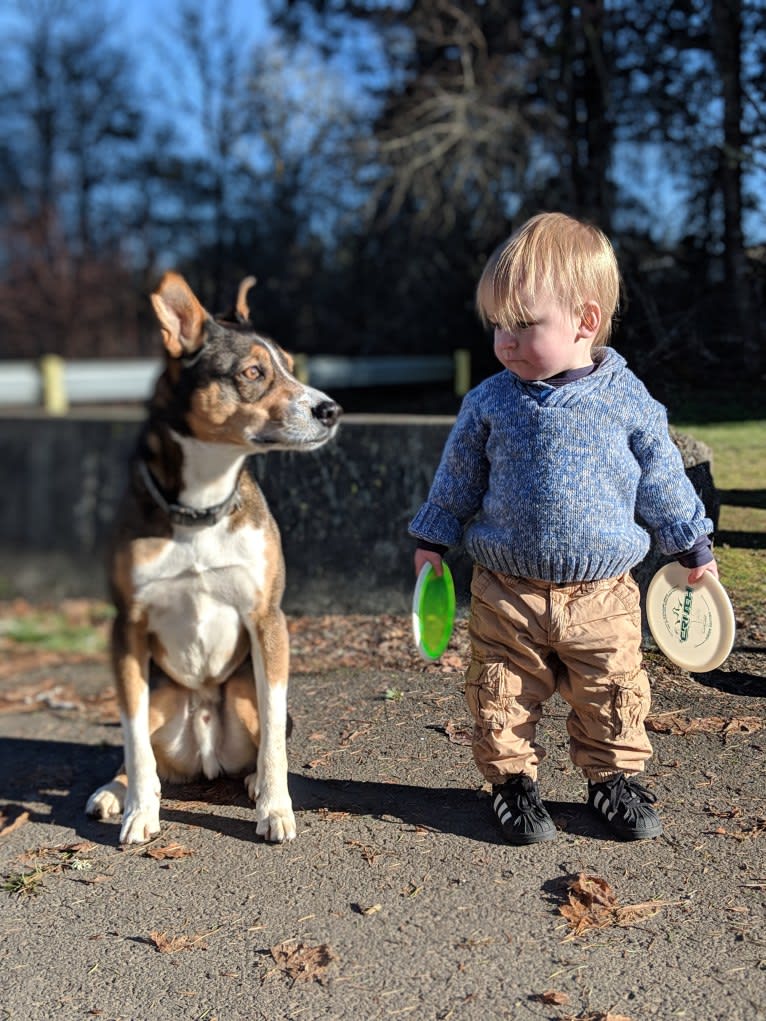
[1,736,618,847]
[544,799,616,841]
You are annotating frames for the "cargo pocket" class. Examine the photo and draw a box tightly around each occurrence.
[610,670,651,738]
[464,659,523,732]
[469,564,495,603]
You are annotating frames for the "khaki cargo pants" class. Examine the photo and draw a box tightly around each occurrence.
[465,564,653,784]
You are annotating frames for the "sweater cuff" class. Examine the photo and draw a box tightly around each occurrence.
[655,517,714,556]
[409,501,463,547]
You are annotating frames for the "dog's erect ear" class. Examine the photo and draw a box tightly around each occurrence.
[236,275,257,324]
[150,272,209,358]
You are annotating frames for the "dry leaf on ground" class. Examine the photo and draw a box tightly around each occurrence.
[0,680,119,721]
[562,1013,633,1021]
[708,818,766,841]
[353,902,382,916]
[443,719,473,745]
[143,843,195,861]
[559,873,674,940]
[269,939,337,985]
[286,614,469,674]
[646,712,763,736]
[536,989,571,1005]
[147,930,208,953]
[19,841,95,862]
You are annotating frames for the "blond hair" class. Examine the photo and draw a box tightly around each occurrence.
[476,212,621,347]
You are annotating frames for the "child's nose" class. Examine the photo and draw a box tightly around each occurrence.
[496,328,516,348]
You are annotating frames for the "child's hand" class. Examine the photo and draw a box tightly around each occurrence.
[414,548,443,577]
[688,559,719,584]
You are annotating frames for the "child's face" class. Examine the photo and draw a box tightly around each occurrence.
[488,291,596,381]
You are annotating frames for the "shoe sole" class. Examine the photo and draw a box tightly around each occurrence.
[499,825,557,845]
[605,821,663,840]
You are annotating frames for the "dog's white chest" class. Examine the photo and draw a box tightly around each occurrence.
[132,522,269,687]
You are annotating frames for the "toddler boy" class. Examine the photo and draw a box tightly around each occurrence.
[409,212,717,844]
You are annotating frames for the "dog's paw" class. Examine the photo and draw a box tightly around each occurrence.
[85,781,126,820]
[119,805,161,845]
[256,803,297,843]
[245,774,295,842]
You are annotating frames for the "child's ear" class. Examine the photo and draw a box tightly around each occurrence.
[578,301,601,341]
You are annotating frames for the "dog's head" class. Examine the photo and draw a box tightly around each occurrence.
[149,272,341,451]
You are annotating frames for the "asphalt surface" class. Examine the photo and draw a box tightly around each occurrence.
[1,645,765,1021]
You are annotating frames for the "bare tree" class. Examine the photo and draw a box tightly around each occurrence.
[0,0,147,356]
[152,0,265,308]
[367,1,534,236]
[711,0,762,373]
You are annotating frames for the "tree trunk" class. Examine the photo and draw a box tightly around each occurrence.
[710,0,761,374]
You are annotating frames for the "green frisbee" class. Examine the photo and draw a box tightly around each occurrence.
[412,561,456,661]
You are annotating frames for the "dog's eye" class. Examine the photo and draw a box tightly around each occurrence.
[241,365,264,382]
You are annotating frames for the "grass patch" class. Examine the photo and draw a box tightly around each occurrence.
[0,614,106,655]
[0,602,112,656]
[2,867,49,897]
[673,420,766,491]
[672,416,766,613]
[714,548,766,612]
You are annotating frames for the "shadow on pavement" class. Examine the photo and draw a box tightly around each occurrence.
[2,737,624,849]
[0,736,122,845]
[690,667,766,697]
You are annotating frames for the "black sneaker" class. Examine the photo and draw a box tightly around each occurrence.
[492,774,557,845]
[587,773,663,840]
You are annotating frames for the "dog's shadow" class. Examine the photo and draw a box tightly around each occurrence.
[0,737,124,846]
[128,777,611,846]
[0,736,610,848]
[154,772,509,846]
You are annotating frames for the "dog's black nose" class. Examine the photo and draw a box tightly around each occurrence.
[312,400,342,427]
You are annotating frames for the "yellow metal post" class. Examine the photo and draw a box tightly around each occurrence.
[292,353,309,384]
[40,355,68,414]
[453,349,471,396]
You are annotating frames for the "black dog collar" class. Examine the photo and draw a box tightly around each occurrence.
[138,460,241,527]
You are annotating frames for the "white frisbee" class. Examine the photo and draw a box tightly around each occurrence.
[412,561,456,661]
[645,562,735,672]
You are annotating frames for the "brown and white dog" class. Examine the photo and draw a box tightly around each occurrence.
[85,272,341,844]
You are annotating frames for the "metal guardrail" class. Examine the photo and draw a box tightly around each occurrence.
[0,351,471,413]
[0,357,162,413]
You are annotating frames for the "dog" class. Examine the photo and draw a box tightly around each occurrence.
[85,272,341,844]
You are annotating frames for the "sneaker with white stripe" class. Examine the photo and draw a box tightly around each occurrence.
[587,773,663,840]
[491,774,556,845]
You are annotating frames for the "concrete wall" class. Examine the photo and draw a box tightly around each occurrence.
[0,413,462,613]
[0,412,717,615]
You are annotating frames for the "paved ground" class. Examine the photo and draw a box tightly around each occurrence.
[1,637,764,1021]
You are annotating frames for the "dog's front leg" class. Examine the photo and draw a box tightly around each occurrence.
[245,610,296,842]
[113,618,161,844]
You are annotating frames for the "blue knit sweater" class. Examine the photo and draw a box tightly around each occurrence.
[409,348,713,583]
